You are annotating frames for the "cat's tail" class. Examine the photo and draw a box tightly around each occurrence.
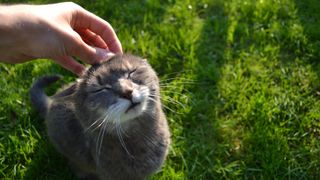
[30,75,61,117]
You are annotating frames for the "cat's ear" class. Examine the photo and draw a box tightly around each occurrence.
[91,63,101,70]
[77,65,95,82]
[85,63,101,76]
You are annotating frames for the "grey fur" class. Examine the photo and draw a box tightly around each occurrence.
[30,54,171,180]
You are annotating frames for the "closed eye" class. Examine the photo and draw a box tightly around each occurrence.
[128,69,137,78]
[90,85,112,93]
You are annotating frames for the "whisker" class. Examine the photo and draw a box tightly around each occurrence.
[95,106,116,162]
[118,121,129,138]
[90,109,113,132]
[158,85,186,88]
[145,79,203,89]
[117,104,130,138]
[160,90,189,97]
[160,76,197,81]
[95,119,104,163]
[149,94,186,109]
[85,111,108,132]
[116,118,134,159]
[163,97,187,109]
[161,92,192,103]
[107,104,133,158]
[132,129,157,147]
[160,80,213,87]
[159,69,191,77]
[130,126,169,157]
[159,82,199,87]
[97,117,108,160]
[148,97,182,114]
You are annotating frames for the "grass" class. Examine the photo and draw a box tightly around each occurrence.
[0,0,320,179]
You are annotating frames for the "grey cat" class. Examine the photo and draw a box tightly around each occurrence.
[30,54,171,180]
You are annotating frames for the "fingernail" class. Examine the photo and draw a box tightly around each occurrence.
[96,48,115,62]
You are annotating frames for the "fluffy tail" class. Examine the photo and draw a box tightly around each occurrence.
[30,75,61,117]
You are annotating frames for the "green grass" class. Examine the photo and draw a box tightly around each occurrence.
[1,0,320,179]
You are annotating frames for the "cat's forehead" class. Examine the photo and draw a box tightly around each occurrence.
[84,54,151,83]
[99,55,146,72]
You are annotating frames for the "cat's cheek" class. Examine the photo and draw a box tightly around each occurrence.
[83,93,116,116]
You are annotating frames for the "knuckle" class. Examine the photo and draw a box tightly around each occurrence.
[61,2,83,15]
[63,2,79,8]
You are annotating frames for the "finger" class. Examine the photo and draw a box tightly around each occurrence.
[54,56,85,76]
[101,51,116,61]
[72,8,123,53]
[76,28,108,49]
[67,30,112,64]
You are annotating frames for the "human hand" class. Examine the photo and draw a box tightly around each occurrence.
[0,2,122,76]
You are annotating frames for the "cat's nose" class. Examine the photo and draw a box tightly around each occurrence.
[121,88,133,100]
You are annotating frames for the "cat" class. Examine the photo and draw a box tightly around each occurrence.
[30,54,171,180]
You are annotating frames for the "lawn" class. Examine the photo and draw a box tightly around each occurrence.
[0,0,320,179]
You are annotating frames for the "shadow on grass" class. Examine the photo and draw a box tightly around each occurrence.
[178,0,320,178]
[215,0,320,178]
[230,1,320,178]
[176,1,230,178]
[293,0,320,74]
[291,0,320,177]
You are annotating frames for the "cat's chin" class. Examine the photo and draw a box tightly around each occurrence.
[121,101,147,122]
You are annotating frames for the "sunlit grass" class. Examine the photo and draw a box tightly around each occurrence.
[0,0,319,179]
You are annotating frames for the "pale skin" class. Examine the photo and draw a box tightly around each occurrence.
[0,2,122,76]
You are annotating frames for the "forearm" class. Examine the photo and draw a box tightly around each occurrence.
[0,6,25,62]
[0,5,42,63]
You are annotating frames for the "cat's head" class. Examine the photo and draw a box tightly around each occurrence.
[74,54,160,128]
